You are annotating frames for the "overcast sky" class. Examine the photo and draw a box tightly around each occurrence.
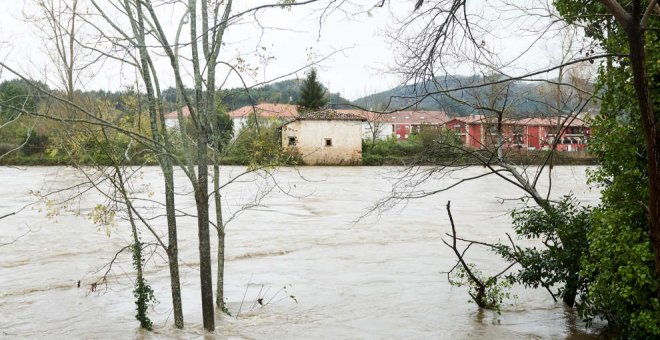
[0,0,587,101]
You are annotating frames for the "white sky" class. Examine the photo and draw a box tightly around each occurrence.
[0,0,590,101]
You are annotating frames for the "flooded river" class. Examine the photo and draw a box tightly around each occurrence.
[0,166,600,339]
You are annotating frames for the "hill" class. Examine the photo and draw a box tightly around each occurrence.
[352,75,596,117]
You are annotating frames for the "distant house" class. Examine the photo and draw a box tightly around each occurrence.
[164,103,297,136]
[227,103,298,137]
[384,110,450,140]
[328,109,393,141]
[445,114,591,152]
[164,106,192,129]
[226,104,450,142]
[171,103,453,143]
[228,104,381,141]
[280,110,366,165]
[335,109,450,141]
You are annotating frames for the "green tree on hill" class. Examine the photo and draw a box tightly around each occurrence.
[296,69,327,112]
[0,79,37,121]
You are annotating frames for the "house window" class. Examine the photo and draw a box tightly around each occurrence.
[325,138,332,147]
[288,136,297,146]
[454,125,461,133]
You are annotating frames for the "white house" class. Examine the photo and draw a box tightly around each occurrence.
[163,106,192,129]
[227,103,298,137]
[167,104,448,144]
[164,103,297,137]
[341,110,393,142]
[280,110,366,165]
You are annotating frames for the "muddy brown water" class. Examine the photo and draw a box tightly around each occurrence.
[0,166,601,339]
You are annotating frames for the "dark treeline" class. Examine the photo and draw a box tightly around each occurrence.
[1,77,352,117]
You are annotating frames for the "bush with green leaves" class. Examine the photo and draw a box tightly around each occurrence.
[449,263,515,312]
[362,136,424,165]
[227,119,297,167]
[550,0,660,335]
[577,113,660,337]
[496,195,591,307]
[131,240,156,331]
[362,127,465,165]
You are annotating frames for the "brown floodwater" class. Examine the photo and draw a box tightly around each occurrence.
[0,166,602,339]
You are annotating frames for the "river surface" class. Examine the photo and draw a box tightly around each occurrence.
[0,166,601,339]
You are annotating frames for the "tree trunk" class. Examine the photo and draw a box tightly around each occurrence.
[204,0,232,314]
[189,0,215,330]
[195,133,215,331]
[133,0,184,328]
[626,21,660,299]
[164,165,184,328]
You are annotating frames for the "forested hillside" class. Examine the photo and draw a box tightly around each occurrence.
[352,75,597,116]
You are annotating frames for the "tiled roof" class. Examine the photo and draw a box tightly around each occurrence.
[450,115,489,124]
[517,116,589,127]
[228,104,450,124]
[227,103,298,118]
[164,106,192,119]
[450,114,589,127]
[382,110,450,124]
[297,109,366,121]
[165,103,300,120]
[329,109,450,124]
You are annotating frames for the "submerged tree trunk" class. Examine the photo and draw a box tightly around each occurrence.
[133,0,184,328]
[214,164,226,310]
[163,159,184,328]
[195,133,215,331]
[203,0,232,315]
[189,0,215,330]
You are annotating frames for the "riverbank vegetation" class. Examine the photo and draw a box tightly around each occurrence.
[361,132,596,166]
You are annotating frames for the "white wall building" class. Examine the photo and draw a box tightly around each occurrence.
[163,106,192,130]
[228,103,298,138]
[280,110,365,165]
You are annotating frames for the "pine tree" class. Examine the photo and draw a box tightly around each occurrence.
[297,69,327,112]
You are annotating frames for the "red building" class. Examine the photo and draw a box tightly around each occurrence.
[385,111,450,140]
[445,114,591,152]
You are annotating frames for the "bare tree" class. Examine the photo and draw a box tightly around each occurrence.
[379,0,660,301]
[25,0,83,101]
[441,201,516,310]
[355,2,604,308]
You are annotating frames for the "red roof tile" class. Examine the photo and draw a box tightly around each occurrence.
[164,106,192,119]
[227,103,298,119]
[297,109,366,121]
[334,109,450,124]
[450,114,589,127]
